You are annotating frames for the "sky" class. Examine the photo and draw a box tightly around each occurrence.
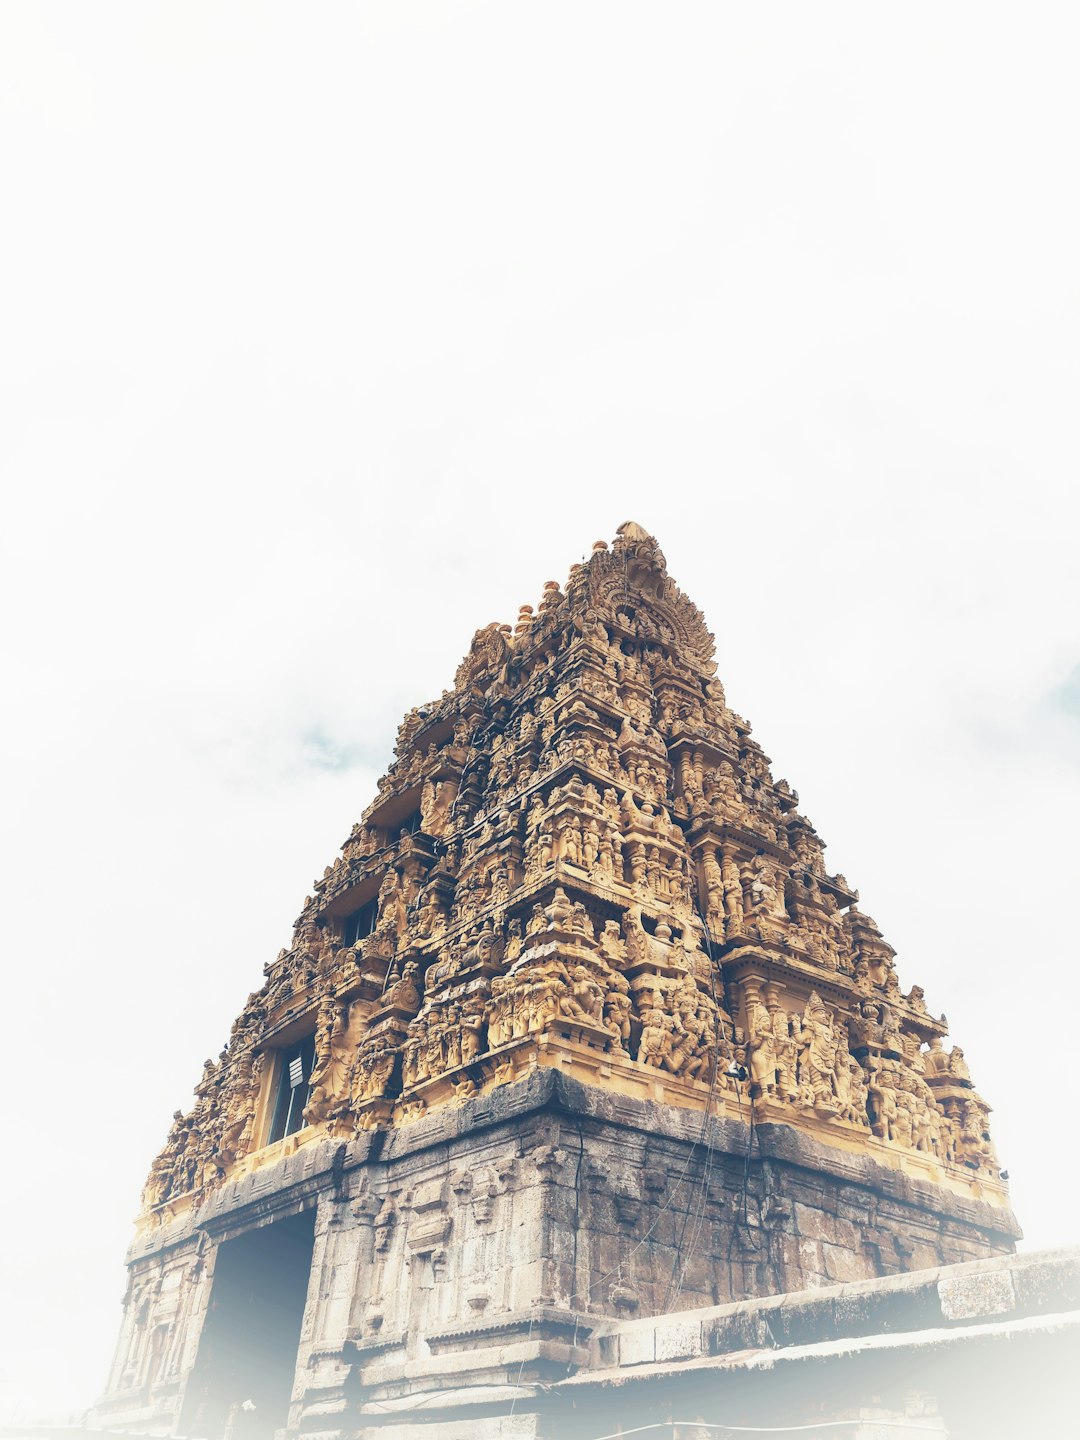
[2,1,1079,1422]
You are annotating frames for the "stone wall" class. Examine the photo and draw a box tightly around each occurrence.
[92,1072,1017,1438]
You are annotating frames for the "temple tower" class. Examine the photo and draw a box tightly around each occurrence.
[94,524,1017,1440]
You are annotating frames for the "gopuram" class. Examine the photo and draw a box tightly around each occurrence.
[94,524,1021,1440]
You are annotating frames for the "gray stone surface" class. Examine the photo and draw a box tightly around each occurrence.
[938,1267,1016,1320]
[92,1072,1023,1440]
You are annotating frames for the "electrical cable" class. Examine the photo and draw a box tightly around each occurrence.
[364,1395,942,1432]
[662,903,726,1311]
[510,1114,586,1419]
[583,1422,945,1439]
[571,1114,586,1348]
[667,927,729,1310]
[362,1381,538,1413]
[563,1120,705,1309]
[511,1088,718,1427]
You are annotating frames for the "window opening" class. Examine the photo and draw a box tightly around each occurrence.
[267,1034,316,1144]
[343,899,378,947]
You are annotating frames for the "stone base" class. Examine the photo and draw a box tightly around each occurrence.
[91,1071,1019,1440]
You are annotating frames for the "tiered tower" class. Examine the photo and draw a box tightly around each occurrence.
[98,525,1017,1440]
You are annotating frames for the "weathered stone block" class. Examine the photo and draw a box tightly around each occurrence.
[834,1276,941,1337]
[653,1317,702,1362]
[616,1322,656,1367]
[1010,1250,1080,1317]
[823,1243,871,1284]
[768,1292,839,1348]
[938,1266,1016,1321]
[793,1202,859,1251]
[704,1303,781,1355]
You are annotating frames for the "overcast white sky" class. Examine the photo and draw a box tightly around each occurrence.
[2,2,1079,1422]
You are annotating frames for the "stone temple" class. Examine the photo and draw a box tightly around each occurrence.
[94,523,1033,1440]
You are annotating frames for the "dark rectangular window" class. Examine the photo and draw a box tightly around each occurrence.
[343,899,379,947]
[397,810,422,839]
[267,1034,316,1144]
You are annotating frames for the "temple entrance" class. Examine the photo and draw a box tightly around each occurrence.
[182,1207,316,1440]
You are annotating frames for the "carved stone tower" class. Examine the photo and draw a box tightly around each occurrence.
[94,524,1018,1440]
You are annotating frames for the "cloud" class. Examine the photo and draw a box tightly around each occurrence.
[1049,665,1080,725]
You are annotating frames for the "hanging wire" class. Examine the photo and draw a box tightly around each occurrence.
[583,1422,945,1440]
[514,893,768,1421]
[509,1091,712,1419]
[662,902,727,1311]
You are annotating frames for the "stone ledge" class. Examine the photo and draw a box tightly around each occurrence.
[351,1071,1019,1226]
[342,1331,407,1358]
[365,1338,589,1384]
[561,1304,1080,1394]
[121,1072,1019,1281]
[126,1069,1018,1266]
[424,1308,595,1348]
[588,1245,1079,1370]
[364,1069,1019,1238]
[125,1136,352,1261]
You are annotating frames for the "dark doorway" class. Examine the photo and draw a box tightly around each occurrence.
[182,1208,316,1440]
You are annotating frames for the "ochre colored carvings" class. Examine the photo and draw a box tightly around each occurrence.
[140,523,1005,1220]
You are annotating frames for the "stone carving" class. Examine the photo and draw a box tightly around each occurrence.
[747,853,785,920]
[140,523,1002,1215]
[304,999,367,1126]
[352,1034,397,1106]
[746,992,777,1098]
[798,992,838,1112]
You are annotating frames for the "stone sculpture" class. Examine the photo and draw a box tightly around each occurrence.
[139,522,1000,1216]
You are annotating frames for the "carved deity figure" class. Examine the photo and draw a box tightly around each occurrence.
[772,1008,800,1102]
[638,993,680,1070]
[599,920,627,968]
[603,980,633,1053]
[352,1035,397,1106]
[701,849,726,935]
[799,992,838,1109]
[376,868,405,937]
[867,1064,899,1141]
[746,995,776,1097]
[720,847,744,934]
[948,1046,973,1083]
[565,965,605,1024]
[306,1000,366,1124]
[420,777,444,835]
[748,854,785,919]
[485,976,512,1050]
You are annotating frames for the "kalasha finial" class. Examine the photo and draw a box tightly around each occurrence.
[538,580,563,613]
[514,604,534,637]
[615,520,653,545]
